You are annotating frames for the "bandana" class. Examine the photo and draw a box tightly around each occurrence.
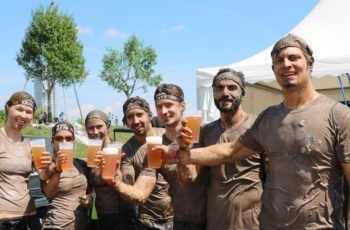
[155,92,183,103]
[271,34,313,59]
[52,122,74,137]
[11,99,36,110]
[85,110,110,127]
[122,97,152,123]
[123,98,152,116]
[212,72,246,96]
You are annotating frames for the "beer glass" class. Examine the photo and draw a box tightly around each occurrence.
[87,139,103,168]
[59,142,74,171]
[30,138,49,169]
[146,136,163,168]
[185,111,202,143]
[101,146,121,180]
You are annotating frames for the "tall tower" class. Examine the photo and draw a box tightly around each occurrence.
[33,78,57,118]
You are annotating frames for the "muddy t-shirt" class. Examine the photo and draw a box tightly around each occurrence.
[239,95,350,229]
[0,132,36,217]
[122,128,173,221]
[201,114,263,230]
[141,135,209,224]
[43,159,89,230]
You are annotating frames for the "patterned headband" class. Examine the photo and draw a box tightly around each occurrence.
[11,99,36,110]
[155,92,183,103]
[52,123,75,137]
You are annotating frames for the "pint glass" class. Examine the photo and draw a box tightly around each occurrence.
[30,138,49,169]
[87,139,103,168]
[185,114,202,143]
[146,136,163,168]
[59,142,74,171]
[101,146,120,180]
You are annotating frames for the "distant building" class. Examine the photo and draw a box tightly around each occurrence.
[33,78,57,117]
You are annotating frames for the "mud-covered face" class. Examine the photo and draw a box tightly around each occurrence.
[272,47,312,89]
[125,108,152,137]
[86,118,109,140]
[213,79,243,113]
[155,98,185,127]
[6,104,34,130]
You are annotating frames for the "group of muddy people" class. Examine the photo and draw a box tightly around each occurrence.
[1,34,350,230]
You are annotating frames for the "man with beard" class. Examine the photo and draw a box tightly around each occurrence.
[165,34,350,229]
[113,84,209,229]
[197,68,264,229]
[121,96,174,229]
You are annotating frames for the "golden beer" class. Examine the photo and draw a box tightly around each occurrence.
[30,138,48,169]
[87,139,102,168]
[32,146,48,169]
[185,115,202,143]
[101,147,120,180]
[59,143,74,171]
[146,136,163,168]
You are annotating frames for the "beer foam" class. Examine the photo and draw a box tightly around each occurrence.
[59,142,73,149]
[103,147,119,155]
[146,136,162,144]
[88,139,103,146]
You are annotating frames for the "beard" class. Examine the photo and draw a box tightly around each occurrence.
[214,96,242,114]
[282,79,296,88]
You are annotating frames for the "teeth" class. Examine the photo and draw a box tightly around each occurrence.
[282,73,294,76]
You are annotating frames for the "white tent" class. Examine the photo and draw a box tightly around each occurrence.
[196,0,350,123]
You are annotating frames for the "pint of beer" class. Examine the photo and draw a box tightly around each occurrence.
[146,136,163,168]
[184,114,202,143]
[59,142,74,171]
[101,146,120,180]
[87,139,103,168]
[30,138,49,169]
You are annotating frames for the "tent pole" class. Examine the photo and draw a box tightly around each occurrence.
[337,75,348,105]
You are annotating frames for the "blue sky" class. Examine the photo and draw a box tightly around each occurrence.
[0,0,319,123]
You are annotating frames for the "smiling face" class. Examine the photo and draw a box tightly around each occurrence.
[213,79,243,113]
[155,99,185,128]
[6,104,34,130]
[125,108,152,137]
[272,47,312,89]
[86,118,109,140]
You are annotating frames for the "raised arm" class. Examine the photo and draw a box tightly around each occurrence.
[113,173,156,206]
[42,151,64,198]
[37,151,54,181]
[180,140,255,166]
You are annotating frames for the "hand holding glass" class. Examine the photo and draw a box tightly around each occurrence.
[184,112,202,143]
[87,139,103,168]
[101,146,121,180]
[30,138,50,169]
[146,136,163,168]
[59,142,74,171]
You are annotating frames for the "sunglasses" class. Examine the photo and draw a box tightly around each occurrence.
[53,135,74,142]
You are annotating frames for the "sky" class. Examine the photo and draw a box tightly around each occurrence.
[0,0,319,124]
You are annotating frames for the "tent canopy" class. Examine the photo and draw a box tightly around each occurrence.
[196,0,350,123]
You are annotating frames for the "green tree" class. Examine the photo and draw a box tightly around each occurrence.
[100,35,162,99]
[0,109,6,127]
[17,3,87,121]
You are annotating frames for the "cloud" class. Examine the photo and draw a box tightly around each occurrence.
[77,26,93,34]
[161,24,188,33]
[104,28,131,39]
